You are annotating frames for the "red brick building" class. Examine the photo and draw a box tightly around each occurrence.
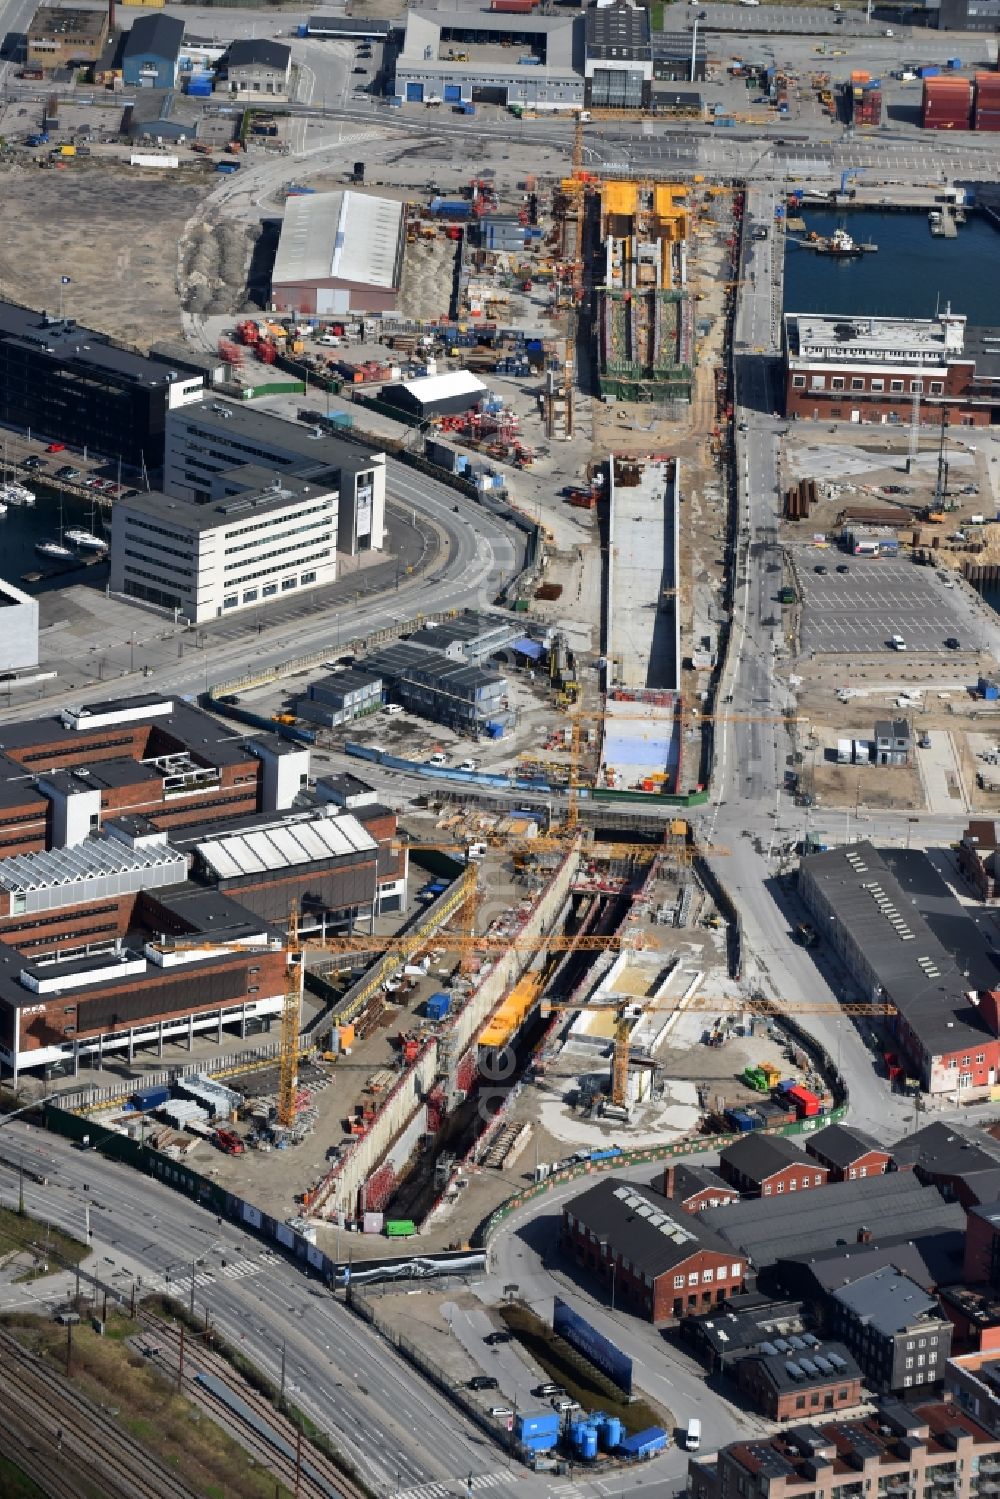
[735,1340,863,1420]
[0,694,308,859]
[563,1178,747,1322]
[783,309,995,429]
[958,821,1000,905]
[805,1123,892,1183]
[719,1134,830,1198]
[663,1163,740,1213]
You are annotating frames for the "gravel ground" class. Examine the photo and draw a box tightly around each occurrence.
[0,160,215,348]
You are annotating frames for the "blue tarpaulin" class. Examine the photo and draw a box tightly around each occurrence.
[513,637,544,661]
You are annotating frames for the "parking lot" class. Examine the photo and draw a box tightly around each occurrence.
[796,555,966,655]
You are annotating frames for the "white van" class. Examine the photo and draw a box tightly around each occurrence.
[686,1419,702,1452]
[891,634,907,651]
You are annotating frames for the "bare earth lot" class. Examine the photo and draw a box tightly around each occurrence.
[0,162,213,348]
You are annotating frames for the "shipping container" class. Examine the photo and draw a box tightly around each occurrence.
[134,1084,171,1111]
[787,1084,820,1118]
[620,1427,669,1460]
[517,1413,561,1439]
[919,65,941,78]
[425,991,451,1021]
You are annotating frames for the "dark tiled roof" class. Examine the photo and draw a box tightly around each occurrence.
[720,1133,807,1184]
[702,1174,964,1270]
[565,1178,738,1280]
[123,12,183,60]
[227,38,290,69]
[672,1163,736,1202]
[806,1124,887,1170]
[891,1122,1000,1177]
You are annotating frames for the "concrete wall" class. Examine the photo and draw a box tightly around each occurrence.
[310,846,581,1221]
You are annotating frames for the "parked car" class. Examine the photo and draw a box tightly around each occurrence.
[46,441,66,453]
[385,703,404,715]
[945,636,961,649]
[21,456,43,470]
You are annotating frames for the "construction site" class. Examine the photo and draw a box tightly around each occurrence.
[593,179,695,406]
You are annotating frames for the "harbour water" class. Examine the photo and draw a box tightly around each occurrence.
[0,487,109,596]
[782,209,1000,325]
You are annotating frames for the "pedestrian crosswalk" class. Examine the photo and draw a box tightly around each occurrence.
[399,1471,517,1498]
[150,1251,282,1298]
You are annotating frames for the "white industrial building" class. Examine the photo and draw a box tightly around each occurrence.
[394,7,584,109]
[0,581,38,673]
[163,399,385,556]
[270,190,406,315]
[109,470,339,622]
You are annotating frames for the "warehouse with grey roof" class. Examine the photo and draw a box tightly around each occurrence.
[270,190,406,315]
[798,842,1000,1097]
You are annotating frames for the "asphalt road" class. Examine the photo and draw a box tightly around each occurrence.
[0,457,523,721]
[0,1122,518,1497]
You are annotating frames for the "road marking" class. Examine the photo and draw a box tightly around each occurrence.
[398,1474,517,1498]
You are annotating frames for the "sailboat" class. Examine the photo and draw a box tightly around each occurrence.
[66,491,108,551]
[36,497,74,561]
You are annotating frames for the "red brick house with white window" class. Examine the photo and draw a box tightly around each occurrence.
[662,1163,740,1214]
[562,1178,747,1322]
[719,1134,830,1199]
[805,1124,892,1184]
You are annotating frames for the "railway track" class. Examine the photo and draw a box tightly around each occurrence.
[134,1306,369,1499]
[0,1324,199,1499]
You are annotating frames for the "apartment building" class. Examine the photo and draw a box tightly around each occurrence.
[689,1402,1000,1499]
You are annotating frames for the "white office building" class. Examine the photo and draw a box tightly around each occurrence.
[109,468,338,623]
[164,398,385,555]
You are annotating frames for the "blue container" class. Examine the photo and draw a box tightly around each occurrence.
[580,1428,599,1461]
[487,721,504,739]
[518,1413,560,1440]
[919,65,940,78]
[602,1416,623,1450]
[134,1085,170,1111]
[620,1427,668,1459]
[980,677,1000,701]
[425,991,451,1021]
[948,57,962,67]
[522,1431,558,1452]
[297,23,309,35]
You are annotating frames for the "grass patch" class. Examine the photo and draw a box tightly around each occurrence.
[0,1454,49,1498]
[0,1309,295,1499]
[499,1302,671,1434]
[0,1205,88,1281]
[649,1,665,28]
